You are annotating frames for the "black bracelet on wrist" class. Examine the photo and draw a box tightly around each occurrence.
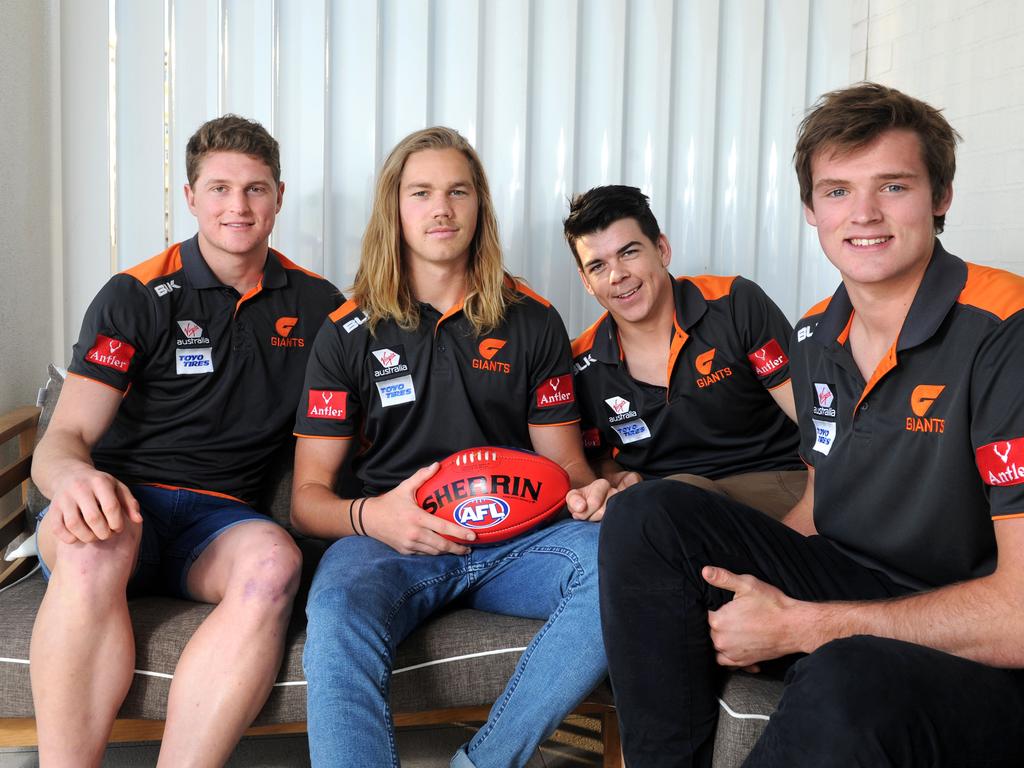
[348,497,359,535]
[356,496,369,536]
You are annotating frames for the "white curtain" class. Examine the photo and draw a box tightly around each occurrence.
[60,0,853,348]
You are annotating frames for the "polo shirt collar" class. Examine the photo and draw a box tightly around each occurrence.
[811,239,966,352]
[180,233,284,290]
[674,276,710,330]
[896,240,966,351]
[590,274,706,364]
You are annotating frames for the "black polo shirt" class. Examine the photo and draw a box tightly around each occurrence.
[294,281,579,495]
[571,275,801,479]
[68,235,340,504]
[791,242,1024,590]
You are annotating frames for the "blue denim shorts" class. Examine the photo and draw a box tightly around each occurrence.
[36,484,269,599]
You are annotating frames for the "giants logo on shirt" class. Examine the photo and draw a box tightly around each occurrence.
[695,348,732,388]
[695,348,716,375]
[976,438,1024,486]
[473,337,512,374]
[307,390,347,420]
[536,375,574,408]
[906,384,946,433]
[86,334,136,372]
[747,339,788,377]
[272,316,304,348]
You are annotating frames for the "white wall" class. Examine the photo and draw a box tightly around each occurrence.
[2,0,1023,411]
[0,0,58,413]
[851,0,1024,272]
[53,0,854,354]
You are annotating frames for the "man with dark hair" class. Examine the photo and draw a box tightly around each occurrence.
[291,126,611,768]
[565,185,807,519]
[30,115,339,766]
[599,82,1024,767]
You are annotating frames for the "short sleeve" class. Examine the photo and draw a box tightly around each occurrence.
[527,305,581,426]
[789,319,821,467]
[731,276,795,390]
[67,275,154,391]
[293,318,362,439]
[970,310,1024,519]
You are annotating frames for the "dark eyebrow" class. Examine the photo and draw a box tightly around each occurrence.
[205,178,269,186]
[814,171,920,190]
[617,240,642,255]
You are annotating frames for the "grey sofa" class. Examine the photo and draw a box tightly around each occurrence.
[0,366,783,765]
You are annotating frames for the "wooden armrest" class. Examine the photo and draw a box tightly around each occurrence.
[0,406,40,446]
[0,405,41,587]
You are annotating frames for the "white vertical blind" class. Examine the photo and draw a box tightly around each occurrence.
[59,0,854,353]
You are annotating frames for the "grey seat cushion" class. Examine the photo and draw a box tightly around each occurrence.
[712,672,784,767]
[0,568,570,723]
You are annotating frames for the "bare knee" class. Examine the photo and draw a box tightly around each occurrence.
[224,531,302,610]
[45,521,142,599]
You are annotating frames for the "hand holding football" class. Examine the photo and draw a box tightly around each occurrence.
[415,446,570,544]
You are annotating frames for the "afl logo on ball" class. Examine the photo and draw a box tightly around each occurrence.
[453,497,510,529]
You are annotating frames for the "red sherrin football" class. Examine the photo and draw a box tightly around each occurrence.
[416,446,571,544]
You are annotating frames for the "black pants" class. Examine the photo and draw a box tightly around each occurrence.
[598,480,1024,767]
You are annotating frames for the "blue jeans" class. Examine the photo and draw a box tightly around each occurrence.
[303,519,606,768]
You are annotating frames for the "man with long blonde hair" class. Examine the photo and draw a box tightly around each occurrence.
[292,126,614,767]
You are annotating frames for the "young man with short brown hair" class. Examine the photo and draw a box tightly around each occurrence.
[600,83,1024,767]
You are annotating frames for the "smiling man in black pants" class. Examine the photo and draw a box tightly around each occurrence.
[599,83,1024,767]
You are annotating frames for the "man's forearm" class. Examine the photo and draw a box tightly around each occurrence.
[290,482,355,539]
[797,573,1024,667]
[31,428,100,499]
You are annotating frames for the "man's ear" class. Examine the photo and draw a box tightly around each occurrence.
[578,268,595,296]
[276,181,285,213]
[657,234,672,269]
[184,184,196,214]
[934,184,953,217]
[803,203,818,227]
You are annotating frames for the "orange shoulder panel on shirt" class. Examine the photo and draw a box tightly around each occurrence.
[273,249,328,280]
[958,263,1024,321]
[571,316,604,358]
[329,298,361,323]
[801,295,832,320]
[510,278,552,308]
[121,243,183,285]
[685,274,737,301]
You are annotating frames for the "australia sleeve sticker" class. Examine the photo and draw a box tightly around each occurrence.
[976,438,1024,486]
[747,339,788,378]
[536,374,575,408]
[307,389,348,420]
[86,334,136,372]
